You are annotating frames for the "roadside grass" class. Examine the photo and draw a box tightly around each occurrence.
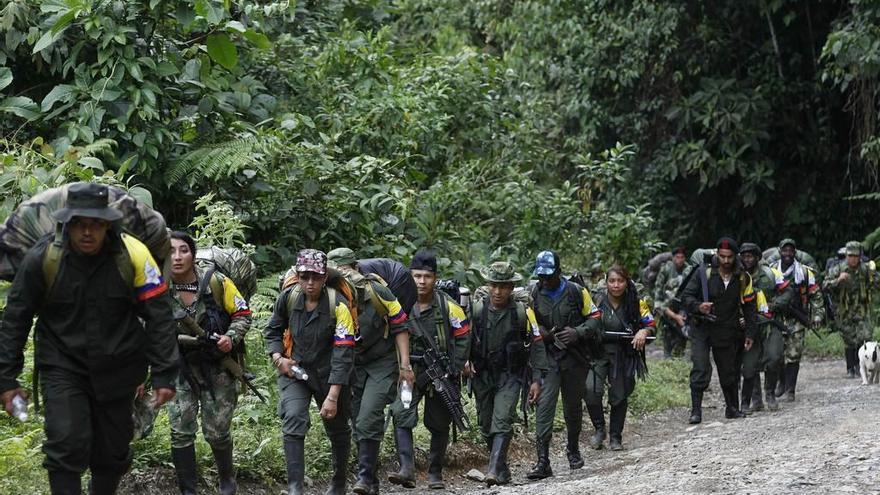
[802,326,880,358]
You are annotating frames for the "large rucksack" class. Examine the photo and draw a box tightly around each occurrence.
[0,182,170,287]
[196,246,258,305]
[641,251,673,292]
[281,266,359,358]
[358,257,417,314]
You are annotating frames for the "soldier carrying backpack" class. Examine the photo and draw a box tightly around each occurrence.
[466,261,548,487]
[166,231,254,495]
[326,247,413,495]
[0,182,180,494]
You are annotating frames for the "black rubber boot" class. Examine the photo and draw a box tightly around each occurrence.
[427,433,449,489]
[587,403,606,450]
[723,384,745,419]
[485,434,511,486]
[211,444,237,495]
[353,439,380,495]
[609,400,627,451]
[388,428,416,488]
[750,374,764,411]
[566,431,584,469]
[764,371,779,411]
[740,377,754,415]
[49,471,82,495]
[325,437,350,495]
[846,347,857,378]
[172,445,199,495]
[526,438,553,480]
[785,362,800,402]
[88,472,122,495]
[283,437,305,495]
[775,364,787,397]
[689,388,703,424]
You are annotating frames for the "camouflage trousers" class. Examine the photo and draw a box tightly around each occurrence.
[836,318,874,349]
[167,366,239,449]
[783,321,807,364]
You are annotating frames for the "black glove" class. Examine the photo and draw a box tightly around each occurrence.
[556,326,578,345]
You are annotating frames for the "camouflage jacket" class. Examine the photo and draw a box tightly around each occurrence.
[823,262,878,322]
[652,260,686,314]
[171,264,252,344]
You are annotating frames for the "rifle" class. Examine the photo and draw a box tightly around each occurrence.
[780,301,826,340]
[175,311,268,404]
[410,326,471,432]
[545,326,593,366]
[756,315,793,337]
[520,367,532,429]
[602,331,657,342]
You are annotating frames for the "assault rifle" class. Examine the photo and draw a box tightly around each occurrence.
[602,331,657,342]
[175,311,268,404]
[410,329,471,432]
[756,315,793,337]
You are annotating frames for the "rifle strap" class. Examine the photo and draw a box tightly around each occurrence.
[698,262,710,303]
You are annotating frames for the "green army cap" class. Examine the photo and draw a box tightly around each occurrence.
[481,261,523,283]
[845,241,862,256]
[740,242,761,255]
[778,238,796,250]
[327,247,357,266]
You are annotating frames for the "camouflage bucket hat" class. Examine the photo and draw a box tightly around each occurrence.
[296,249,327,274]
[327,247,357,266]
[778,238,796,250]
[481,261,523,283]
[845,241,862,256]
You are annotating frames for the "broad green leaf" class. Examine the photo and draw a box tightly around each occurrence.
[0,67,12,92]
[206,34,238,70]
[32,30,58,53]
[41,84,75,111]
[226,20,246,33]
[242,30,271,50]
[78,156,103,170]
[0,96,40,119]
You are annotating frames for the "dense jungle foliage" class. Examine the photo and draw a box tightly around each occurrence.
[3,0,880,492]
[2,0,880,276]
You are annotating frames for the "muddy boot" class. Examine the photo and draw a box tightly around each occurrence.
[353,439,380,495]
[485,434,511,486]
[740,377,754,415]
[587,403,606,450]
[566,431,584,469]
[608,400,626,451]
[688,388,703,424]
[526,438,553,480]
[388,428,416,488]
[427,433,449,489]
[325,437,350,495]
[172,445,198,495]
[211,444,237,495]
[785,362,800,402]
[88,472,122,495]
[49,471,82,495]
[283,437,305,495]
[764,372,779,411]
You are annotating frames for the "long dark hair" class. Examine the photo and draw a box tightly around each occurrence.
[606,264,641,329]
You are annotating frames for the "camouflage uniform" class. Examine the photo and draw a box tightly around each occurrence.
[740,250,791,411]
[823,241,878,376]
[167,266,252,449]
[653,260,688,358]
[772,261,824,364]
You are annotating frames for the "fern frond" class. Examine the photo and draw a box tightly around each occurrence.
[167,136,273,186]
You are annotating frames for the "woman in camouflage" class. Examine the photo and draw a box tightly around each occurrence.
[166,231,253,495]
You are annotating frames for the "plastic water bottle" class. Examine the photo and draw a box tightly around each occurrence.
[11,395,28,422]
[400,380,413,409]
[290,365,309,381]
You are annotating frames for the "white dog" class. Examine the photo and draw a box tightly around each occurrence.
[858,341,880,385]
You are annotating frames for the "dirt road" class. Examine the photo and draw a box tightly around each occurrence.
[426,357,878,495]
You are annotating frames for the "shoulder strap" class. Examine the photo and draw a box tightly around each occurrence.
[698,262,710,302]
[515,300,527,341]
[208,271,225,308]
[364,281,388,318]
[327,286,338,326]
[566,281,584,312]
[287,286,302,318]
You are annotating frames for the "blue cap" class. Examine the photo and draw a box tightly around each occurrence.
[533,250,557,276]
